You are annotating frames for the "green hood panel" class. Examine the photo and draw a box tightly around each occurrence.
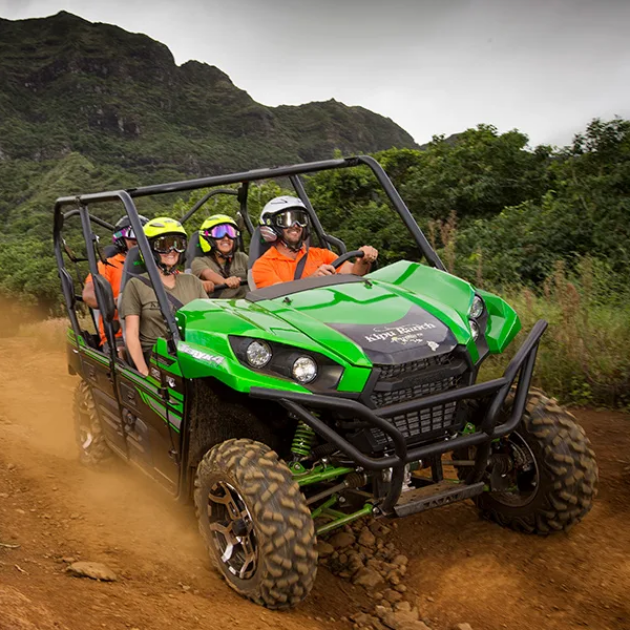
[176,261,520,384]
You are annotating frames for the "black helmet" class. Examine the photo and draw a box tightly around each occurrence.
[112,214,149,253]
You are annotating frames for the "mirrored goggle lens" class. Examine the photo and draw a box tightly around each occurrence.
[274,210,308,229]
[207,224,238,239]
[152,235,187,254]
[113,227,136,241]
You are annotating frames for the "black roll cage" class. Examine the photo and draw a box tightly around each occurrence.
[53,155,445,354]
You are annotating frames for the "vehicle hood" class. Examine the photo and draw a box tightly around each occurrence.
[180,262,478,367]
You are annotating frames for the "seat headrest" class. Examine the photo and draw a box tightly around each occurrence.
[119,246,146,295]
[247,226,273,270]
[185,232,202,272]
[102,244,119,259]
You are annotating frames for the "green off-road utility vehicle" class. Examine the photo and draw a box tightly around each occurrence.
[55,156,598,609]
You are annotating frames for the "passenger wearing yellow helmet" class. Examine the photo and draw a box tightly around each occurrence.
[120,217,207,376]
[191,214,248,299]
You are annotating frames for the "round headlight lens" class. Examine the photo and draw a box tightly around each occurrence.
[469,319,480,341]
[470,295,484,319]
[245,340,272,368]
[292,356,318,384]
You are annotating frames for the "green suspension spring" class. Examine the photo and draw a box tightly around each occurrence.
[291,422,316,459]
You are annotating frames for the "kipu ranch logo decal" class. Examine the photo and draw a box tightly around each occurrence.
[364,322,438,348]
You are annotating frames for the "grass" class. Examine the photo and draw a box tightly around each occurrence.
[480,261,630,408]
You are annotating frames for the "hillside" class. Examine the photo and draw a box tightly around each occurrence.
[0,11,417,178]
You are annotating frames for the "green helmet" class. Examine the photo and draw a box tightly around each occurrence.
[199,214,240,255]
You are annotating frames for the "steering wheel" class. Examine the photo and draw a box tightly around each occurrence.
[210,278,248,293]
[331,250,364,270]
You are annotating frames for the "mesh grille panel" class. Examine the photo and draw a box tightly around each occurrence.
[368,353,465,446]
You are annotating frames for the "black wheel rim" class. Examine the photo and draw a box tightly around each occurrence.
[490,432,540,507]
[207,481,258,580]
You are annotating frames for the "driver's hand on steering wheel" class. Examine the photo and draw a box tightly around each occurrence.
[225,276,241,289]
[202,280,215,293]
[313,264,336,277]
[359,245,378,264]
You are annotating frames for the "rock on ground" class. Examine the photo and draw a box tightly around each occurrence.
[66,561,118,582]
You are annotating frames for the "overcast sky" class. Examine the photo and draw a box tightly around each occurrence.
[1,0,629,147]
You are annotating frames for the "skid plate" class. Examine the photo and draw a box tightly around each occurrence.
[393,480,484,517]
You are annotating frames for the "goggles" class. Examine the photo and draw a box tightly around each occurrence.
[273,210,309,229]
[151,235,187,254]
[206,224,238,240]
[113,226,137,242]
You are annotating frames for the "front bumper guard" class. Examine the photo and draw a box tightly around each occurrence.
[251,319,547,513]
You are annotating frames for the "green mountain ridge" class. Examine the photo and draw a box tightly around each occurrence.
[0,10,418,175]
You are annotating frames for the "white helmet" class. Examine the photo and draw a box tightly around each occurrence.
[259,196,310,247]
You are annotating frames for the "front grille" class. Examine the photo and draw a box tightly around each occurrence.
[377,354,453,380]
[371,375,460,407]
[369,401,459,447]
[366,352,467,447]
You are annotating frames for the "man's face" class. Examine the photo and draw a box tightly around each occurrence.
[275,209,307,248]
[282,224,303,247]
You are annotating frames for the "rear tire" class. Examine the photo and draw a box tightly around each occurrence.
[461,389,598,534]
[73,380,113,467]
[194,439,317,609]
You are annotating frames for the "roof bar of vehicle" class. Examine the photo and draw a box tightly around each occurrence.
[54,191,181,346]
[53,156,445,271]
[180,187,238,224]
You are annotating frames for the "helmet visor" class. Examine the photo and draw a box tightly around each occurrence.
[207,224,238,240]
[151,235,187,254]
[274,210,308,229]
[113,226,137,241]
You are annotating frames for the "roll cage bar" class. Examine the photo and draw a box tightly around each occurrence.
[53,155,445,356]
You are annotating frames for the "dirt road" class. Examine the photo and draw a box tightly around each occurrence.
[1,333,629,630]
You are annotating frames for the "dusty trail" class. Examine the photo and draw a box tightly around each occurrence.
[1,332,629,630]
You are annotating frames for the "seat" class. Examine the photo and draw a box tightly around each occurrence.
[117,246,146,343]
[102,243,118,259]
[185,232,202,273]
[247,226,274,290]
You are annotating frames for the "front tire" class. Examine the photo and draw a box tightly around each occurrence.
[194,439,317,609]
[73,380,113,467]
[463,389,598,534]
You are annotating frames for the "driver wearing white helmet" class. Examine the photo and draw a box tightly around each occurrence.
[252,196,378,289]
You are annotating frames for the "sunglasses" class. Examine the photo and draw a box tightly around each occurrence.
[274,210,309,229]
[152,235,187,254]
[205,224,239,240]
[113,227,137,241]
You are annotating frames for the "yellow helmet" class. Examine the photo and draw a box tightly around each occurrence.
[199,214,239,254]
[143,217,187,240]
[143,217,188,275]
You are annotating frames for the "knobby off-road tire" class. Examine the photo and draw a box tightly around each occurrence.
[474,389,598,535]
[73,380,113,467]
[194,439,317,609]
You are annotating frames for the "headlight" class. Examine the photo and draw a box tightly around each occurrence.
[469,319,480,341]
[246,340,272,368]
[292,356,318,384]
[469,294,484,319]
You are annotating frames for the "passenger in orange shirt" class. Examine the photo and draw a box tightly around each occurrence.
[82,215,148,354]
[252,196,378,289]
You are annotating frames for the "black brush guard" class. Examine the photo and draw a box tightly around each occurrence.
[251,319,547,513]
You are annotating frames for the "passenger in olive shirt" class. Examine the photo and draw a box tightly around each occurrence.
[191,214,248,299]
[120,217,206,376]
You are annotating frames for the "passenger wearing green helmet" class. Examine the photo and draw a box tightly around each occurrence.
[191,214,248,299]
[120,217,207,375]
